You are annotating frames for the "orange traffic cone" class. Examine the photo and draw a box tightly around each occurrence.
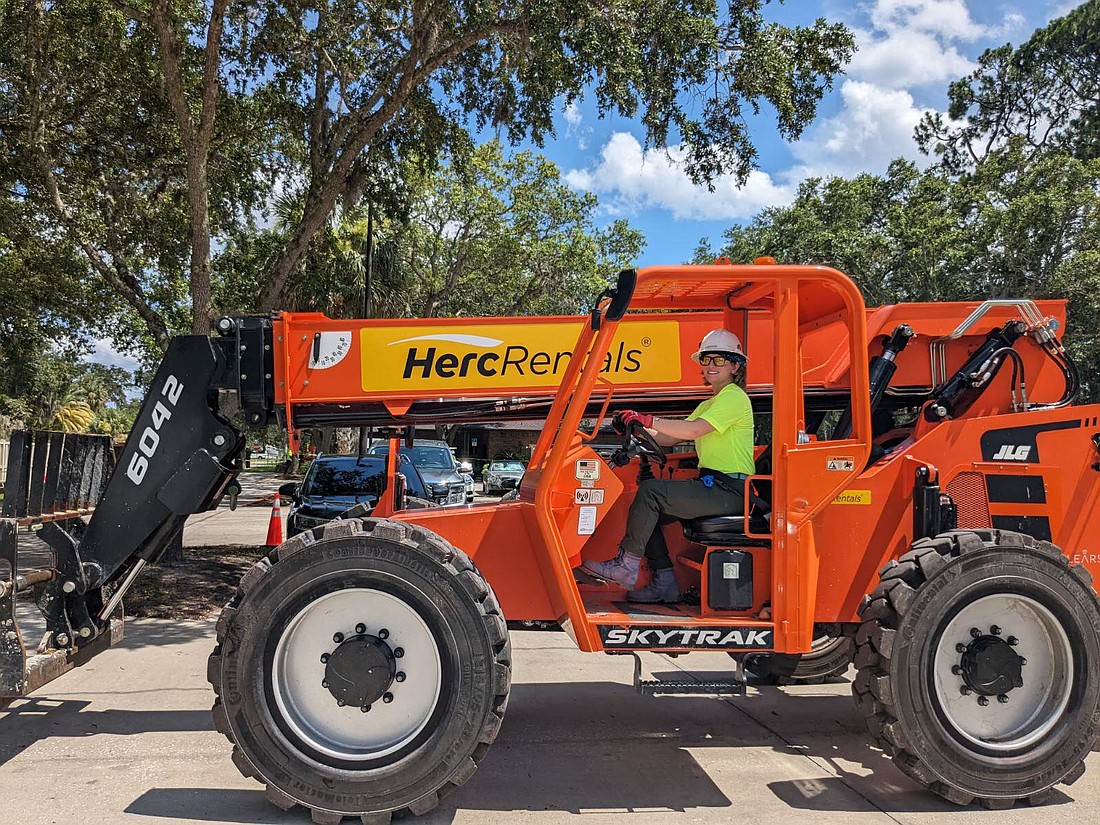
[265,498,284,546]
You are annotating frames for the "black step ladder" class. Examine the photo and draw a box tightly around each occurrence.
[631,652,747,696]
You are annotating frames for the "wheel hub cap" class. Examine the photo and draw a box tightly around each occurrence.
[324,634,396,708]
[959,635,1023,697]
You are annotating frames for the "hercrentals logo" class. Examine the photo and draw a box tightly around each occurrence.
[360,321,681,392]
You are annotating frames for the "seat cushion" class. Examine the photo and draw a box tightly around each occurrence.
[683,513,771,546]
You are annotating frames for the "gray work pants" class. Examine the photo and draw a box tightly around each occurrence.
[622,478,745,569]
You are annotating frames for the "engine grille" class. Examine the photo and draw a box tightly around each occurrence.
[946,471,991,529]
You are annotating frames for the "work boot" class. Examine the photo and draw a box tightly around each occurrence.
[627,567,681,603]
[581,549,642,588]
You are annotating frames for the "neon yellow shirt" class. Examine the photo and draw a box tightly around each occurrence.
[686,383,755,475]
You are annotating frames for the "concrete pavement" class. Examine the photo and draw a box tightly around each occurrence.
[0,621,1097,825]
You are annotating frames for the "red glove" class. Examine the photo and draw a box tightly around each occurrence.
[615,410,654,432]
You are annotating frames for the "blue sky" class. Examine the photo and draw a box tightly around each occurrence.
[540,0,1080,266]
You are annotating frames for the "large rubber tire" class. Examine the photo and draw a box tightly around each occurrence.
[853,529,1100,808]
[207,518,511,823]
[745,629,855,684]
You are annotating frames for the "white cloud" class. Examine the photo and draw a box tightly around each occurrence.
[565,132,792,221]
[848,26,974,88]
[846,1,1029,88]
[789,80,931,179]
[562,100,589,149]
[563,101,582,127]
[83,338,140,373]
[869,0,988,40]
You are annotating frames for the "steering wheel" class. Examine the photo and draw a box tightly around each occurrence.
[630,423,667,465]
[604,423,667,471]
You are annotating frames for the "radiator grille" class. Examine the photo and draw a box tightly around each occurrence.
[946,471,991,528]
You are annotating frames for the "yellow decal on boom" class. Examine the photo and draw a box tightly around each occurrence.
[832,490,872,505]
[360,321,681,392]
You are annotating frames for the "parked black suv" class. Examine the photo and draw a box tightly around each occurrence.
[282,454,430,537]
[367,440,468,507]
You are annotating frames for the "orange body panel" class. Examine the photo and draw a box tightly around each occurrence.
[271,262,1098,656]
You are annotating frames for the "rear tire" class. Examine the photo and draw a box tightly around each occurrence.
[207,518,510,821]
[745,629,854,684]
[853,529,1100,807]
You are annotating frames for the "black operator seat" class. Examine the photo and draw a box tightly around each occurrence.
[682,476,772,547]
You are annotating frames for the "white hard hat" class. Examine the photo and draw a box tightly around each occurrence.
[691,329,746,364]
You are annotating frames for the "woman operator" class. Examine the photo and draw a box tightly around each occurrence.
[581,329,755,603]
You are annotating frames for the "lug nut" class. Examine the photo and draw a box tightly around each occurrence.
[1007,636,1019,646]
[320,653,330,663]
[393,647,404,658]
[395,672,406,683]
[956,643,967,653]
[337,699,345,707]
[997,694,1009,704]
[1019,657,1027,666]
[970,627,982,639]
[322,679,328,688]
[333,632,344,643]
[361,705,371,713]
[355,623,366,635]
[990,625,1001,636]
[951,665,963,676]
[960,686,971,696]
[378,628,390,640]
[382,693,394,704]
[977,696,989,707]
[1016,678,1025,688]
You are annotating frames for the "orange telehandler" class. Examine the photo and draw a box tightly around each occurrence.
[3,261,1100,822]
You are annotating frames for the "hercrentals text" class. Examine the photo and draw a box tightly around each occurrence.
[402,341,643,380]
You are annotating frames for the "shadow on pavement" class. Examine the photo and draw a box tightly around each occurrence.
[114,617,217,650]
[115,678,1084,823]
[766,776,1074,812]
[0,697,213,768]
[126,789,283,824]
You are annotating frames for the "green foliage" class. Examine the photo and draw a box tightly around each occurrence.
[396,141,646,317]
[2,0,853,350]
[917,0,1100,172]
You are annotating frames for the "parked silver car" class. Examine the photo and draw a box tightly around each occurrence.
[483,460,525,496]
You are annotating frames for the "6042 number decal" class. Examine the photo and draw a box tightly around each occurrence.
[126,375,183,485]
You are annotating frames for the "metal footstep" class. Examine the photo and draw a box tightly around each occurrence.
[631,652,746,696]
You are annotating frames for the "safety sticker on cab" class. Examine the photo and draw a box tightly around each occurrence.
[575,488,605,505]
[575,459,600,481]
[833,490,872,505]
[827,456,855,471]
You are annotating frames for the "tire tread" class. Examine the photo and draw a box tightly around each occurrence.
[853,529,1098,807]
[206,516,512,821]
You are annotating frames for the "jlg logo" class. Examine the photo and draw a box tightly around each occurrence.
[126,375,184,485]
[992,444,1032,461]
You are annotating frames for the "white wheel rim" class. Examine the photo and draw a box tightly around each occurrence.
[932,592,1073,751]
[271,588,443,761]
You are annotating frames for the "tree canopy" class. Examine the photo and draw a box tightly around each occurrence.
[0,0,854,357]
